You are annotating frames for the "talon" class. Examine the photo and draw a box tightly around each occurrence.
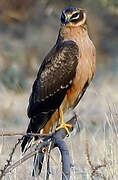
[56,123,72,135]
[56,107,72,135]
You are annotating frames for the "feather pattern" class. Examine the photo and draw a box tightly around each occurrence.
[27,40,79,118]
[21,40,79,152]
[21,7,96,156]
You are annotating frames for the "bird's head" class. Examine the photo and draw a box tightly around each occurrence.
[61,7,87,27]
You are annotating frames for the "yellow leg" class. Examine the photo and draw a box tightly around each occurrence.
[56,108,72,134]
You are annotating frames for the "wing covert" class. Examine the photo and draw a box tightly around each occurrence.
[28,40,79,118]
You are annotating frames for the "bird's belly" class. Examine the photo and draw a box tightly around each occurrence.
[43,50,95,134]
[61,80,85,112]
[61,66,90,111]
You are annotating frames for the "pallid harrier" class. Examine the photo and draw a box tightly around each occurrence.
[21,7,96,152]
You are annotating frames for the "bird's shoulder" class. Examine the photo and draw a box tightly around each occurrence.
[38,40,79,75]
[28,40,79,118]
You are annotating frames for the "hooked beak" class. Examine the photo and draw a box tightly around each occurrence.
[64,15,70,24]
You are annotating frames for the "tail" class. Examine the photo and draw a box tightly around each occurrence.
[21,111,54,152]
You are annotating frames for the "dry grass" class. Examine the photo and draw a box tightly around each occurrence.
[0,0,117,179]
[0,83,118,180]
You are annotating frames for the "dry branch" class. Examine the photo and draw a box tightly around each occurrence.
[86,142,107,180]
[0,115,78,180]
[0,132,49,137]
[0,137,23,179]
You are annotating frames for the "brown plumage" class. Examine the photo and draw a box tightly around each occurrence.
[21,7,96,152]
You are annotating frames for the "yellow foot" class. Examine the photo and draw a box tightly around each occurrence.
[56,123,72,135]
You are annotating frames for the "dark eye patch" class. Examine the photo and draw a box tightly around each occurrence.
[70,12,79,20]
[70,11,83,23]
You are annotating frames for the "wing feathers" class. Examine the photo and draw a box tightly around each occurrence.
[28,40,79,118]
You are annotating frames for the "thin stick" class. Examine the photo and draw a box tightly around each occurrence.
[2,150,37,176]
[0,133,49,137]
[0,137,23,179]
[1,139,51,177]
[0,115,77,180]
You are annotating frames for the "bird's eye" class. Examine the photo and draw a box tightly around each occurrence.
[70,12,80,20]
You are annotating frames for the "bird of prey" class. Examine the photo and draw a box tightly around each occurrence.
[21,7,96,152]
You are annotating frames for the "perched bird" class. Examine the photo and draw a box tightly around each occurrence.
[21,7,96,152]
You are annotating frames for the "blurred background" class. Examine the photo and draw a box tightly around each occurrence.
[0,0,118,129]
[0,0,118,179]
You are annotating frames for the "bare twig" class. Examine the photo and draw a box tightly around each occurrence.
[33,115,77,179]
[0,137,23,179]
[1,139,51,178]
[0,132,49,137]
[0,115,77,180]
[46,143,52,180]
[86,142,107,180]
